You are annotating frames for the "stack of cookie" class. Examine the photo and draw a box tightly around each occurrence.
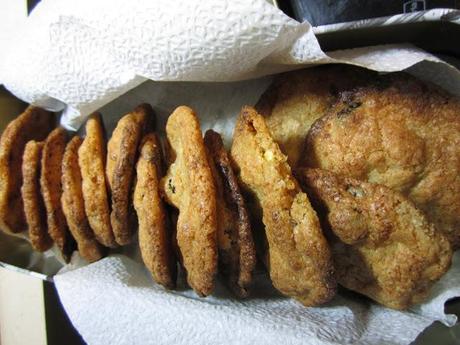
[1,65,459,310]
[0,103,257,300]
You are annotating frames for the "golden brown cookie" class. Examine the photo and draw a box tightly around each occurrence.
[204,129,256,297]
[21,140,53,252]
[134,133,177,289]
[256,65,373,167]
[230,106,336,306]
[40,128,75,262]
[62,136,104,263]
[79,113,116,248]
[160,106,218,297]
[107,104,152,246]
[302,73,460,248]
[296,168,452,309]
[0,106,54,234]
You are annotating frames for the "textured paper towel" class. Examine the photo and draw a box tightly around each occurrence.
[1,0,460,130]
[54,253,460,345]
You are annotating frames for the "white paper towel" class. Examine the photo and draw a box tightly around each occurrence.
[54,252,460,345]
[1,0,460,130]
[2,1,460,344]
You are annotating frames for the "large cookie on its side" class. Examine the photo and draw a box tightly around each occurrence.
[302,73,460,248]
[204,129,256,298]
[230,106,336,307]
[0,106,54,234]
[107,104,152,246]
[134,133,177,289]
[160,106,218,297]
[22,140,52,252]
[40,128,75,262]
[296,168,452,310]
[79,113,116,248]
[62,136,104,263]
[256,65,373,167]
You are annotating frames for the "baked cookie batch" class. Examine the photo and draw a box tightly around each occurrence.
[1,65,459,310]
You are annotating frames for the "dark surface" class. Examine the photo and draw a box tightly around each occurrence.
[275,0,460,58]
[44,281,86,345]
[316,20,460,58]
[412,298,460,344]
[27,0,41,14]
[289,0,459,26]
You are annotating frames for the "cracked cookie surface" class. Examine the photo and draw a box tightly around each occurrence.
[297,168,452,310]
[231,106,336,306]
[79,113,116,248]
[256,65,373,167]
[161,106,217,297]
[302,73,460,248]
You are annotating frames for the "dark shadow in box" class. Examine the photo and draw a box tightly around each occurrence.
[317,19,460,58]
[288,0,459,26]
[282,0,460,58]
[27,0,41,13]
[43,282,86,345]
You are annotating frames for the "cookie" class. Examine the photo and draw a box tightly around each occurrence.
[256,65,373,167]
[40,128,75,262]
[0,106,54,233]
[296,168,452,309]
[79,113,116,248]
[230,106,336,306]
[160,106,218,297]
[204,129,256,297]
[21,140,52,252]
[62,136,104,263]
[107,104,152,245]
[134,133,177,289]
[302,72,460,248]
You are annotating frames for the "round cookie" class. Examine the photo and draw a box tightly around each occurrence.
[107,104,152,246]
[302,73,460,248]
[204,129,256,298]
[160,106,218,297]
[296,168,452,310]
[62,136,104,263]
[0,106,54,234]
[79,113,116,248]
[134,133,177,289]
[256,65,373,167]
[22,140,52,252]
[230,106,336,307]
[40,128,76,262]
